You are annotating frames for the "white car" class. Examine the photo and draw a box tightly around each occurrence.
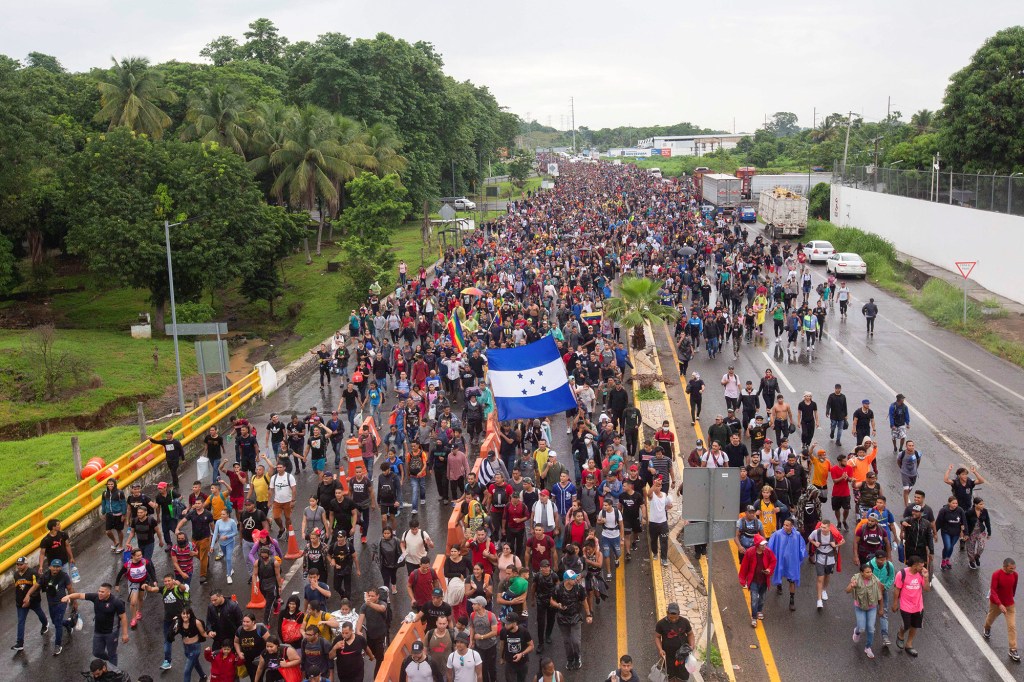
[826,252,868,278]
[453,198,476,210]
[803,240,835,263]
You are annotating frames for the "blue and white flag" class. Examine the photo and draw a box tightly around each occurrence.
[487,336,577,421]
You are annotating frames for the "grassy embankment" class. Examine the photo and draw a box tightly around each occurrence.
[802,219,1024,367]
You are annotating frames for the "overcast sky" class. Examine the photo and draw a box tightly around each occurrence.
[4,1,1022,133]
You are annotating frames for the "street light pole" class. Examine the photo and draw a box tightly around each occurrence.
[164,220,186,416]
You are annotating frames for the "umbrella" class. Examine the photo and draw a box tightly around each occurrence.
[679,246,697,257]
[461,287,485,297]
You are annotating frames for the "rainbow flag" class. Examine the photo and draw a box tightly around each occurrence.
[447,313,467,352]
[489,309,503,331]
[581,310,602,326]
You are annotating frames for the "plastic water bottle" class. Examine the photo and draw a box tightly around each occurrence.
[70,562,81,584]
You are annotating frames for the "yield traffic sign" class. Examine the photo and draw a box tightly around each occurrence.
[954,261,976,279]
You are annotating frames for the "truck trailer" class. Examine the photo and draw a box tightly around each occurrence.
[758,188,808,238]
[700,173,741,212]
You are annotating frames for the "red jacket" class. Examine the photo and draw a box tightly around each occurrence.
[738,547,777,587]
[204,647,241,682]
[990,569,1018,606]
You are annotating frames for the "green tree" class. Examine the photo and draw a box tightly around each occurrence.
[179,84,249,156]
[94,56,176,138]
[940,26,1024,172]
[887,133,939,170]
[199,36,241,66]
[242,18,288,65]
[766,112,799,137]
[25,52,64,73]
[602,276,679,351]
[361,122,408,178]
[910,109,934,133]
[808,182,830,219]
[240,256,283,315]
[0,232,16,295]
[508,150,532,187]
[338,172,412,293]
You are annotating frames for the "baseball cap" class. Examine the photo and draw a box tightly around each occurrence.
[504,612,520,624]
[753,534,766,547]
[695,439,703,445]
[432,588,443,597]
[157,482,168,489]
[411,641,424,653]
[667,602,680,615]
[817,449,826,455]
[563,570,578,581]
[456,632,470,643]
[896,393,906,400]
[469,596,488,607]
[862,399,871,404]
[15,557,27,565]
[912,504,923,512]
[745,505,756,512]
[540,489,550,497]
[540,560,550,567]
[629,464,638,472]
[50,559,63,568]
[727,408,735,413]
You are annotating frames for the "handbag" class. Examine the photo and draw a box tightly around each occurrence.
[788,422,797,435]
[648,659,668,682]
[843,419,849,430]
[280,617,303,643]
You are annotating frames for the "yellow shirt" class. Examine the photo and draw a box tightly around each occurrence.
[252,473,270,503]
[534,448,550,475]
[759,500,778,537]
[809,457,831,488]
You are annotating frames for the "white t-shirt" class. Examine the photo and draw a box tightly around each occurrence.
[447,649,482,681]
[270,473,296,503]
[649,492,670,524]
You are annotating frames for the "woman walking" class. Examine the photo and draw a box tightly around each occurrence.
[169,607,209,682]
[965,497,992,570]
[935,496,967,570]
[211,509,238,584]
[846,563,884,659]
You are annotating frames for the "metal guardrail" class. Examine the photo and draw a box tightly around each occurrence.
[0,370,263,574]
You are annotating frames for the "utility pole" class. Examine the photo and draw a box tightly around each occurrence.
[570,97,576,154]
[840,111,854,178]
[872,137,880,191]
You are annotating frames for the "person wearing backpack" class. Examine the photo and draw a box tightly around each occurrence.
[102,479,129,553]
[407,442,429,510]
[399,639,444,682]
[377,461,402,531]
[896,441,922,508]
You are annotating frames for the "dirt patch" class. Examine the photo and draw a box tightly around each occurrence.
[988,314,1024,346]
[0,393,154,440]
[0,301,66,329]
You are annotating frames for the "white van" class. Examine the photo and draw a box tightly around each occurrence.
[648,168,663,179]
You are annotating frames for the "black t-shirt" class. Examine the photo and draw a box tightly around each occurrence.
[126,493,153,518]
[132,516,158,545]
[13,568,40,605]
[423,600,453,631]
[328,497,356,533]
[467,355,487,377]
[797,401,817,425]
[331,634,367,678]
[38,569,72,604]
[266,421,286,444]
[552,583,587,625]
[185,510,214,540]
[618,491,644,521]
[853,408,874,433]
[85,593,126,634]
[38,531,70,563]
[499,625,533,665]
[655,616,693,658]
[360,603,388,638]
[239,509,267,543]
[236,624,269,661]
[342,389,359,411]
[204,435,225,459]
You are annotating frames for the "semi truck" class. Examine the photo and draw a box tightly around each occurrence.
[700,173,741,212]
[758,188,808,238]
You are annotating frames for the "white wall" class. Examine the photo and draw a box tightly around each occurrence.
[830,185,1024,304]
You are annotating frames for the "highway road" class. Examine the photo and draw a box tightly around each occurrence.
[669,225,1024,681]
[0,363,660,681]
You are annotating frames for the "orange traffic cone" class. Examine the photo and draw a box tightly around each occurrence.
[284,524,303,560]
[246,580,265,609]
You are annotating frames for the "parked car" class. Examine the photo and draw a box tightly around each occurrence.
[739,206,757,222]
[453,198,476,210]
[826,252,867,278]
[803,240,835,263]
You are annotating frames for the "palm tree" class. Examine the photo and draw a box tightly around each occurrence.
[910,109,934,133]
[247,101,295,203]
[603,276,680,351]
[180,85,250,156]
[94,56,176,138]
[269,105,349,261]
[361,122,408,178]
[325,113,373,240]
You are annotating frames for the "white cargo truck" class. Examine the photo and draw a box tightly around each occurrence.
[758,188,808,238]
[700,173,741,211]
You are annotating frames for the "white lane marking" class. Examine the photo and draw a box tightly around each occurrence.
[930,578,1018,682]
[761,352,795,393]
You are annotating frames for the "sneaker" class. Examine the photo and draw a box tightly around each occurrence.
[214,553,223,561]
[53,645,62,656]
[776,585,783,595]
[757,612,764,620]
[661,558,669,567]
[226,575,233,584]
[41,622,50,635]
[882,637,891,648]
[865,647,874,659]
[361,536,368,544]
[1011,649,1021,663]
[816,599,823,611]
[130,615,140,629]
[751,618,757,628]
[160,660,172,670]
[10,644,23,652]
[984,626,991,640]
[821,590,829,601]
[420,499,427,506]
[521,609,528,618]
[852,627,860,642]
[789,597,796,612]
[605,572,612,580]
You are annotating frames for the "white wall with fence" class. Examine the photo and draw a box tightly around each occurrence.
[830,184,1024,305]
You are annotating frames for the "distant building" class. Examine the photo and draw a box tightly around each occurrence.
[606,148,654,158]
[637,133,751,157]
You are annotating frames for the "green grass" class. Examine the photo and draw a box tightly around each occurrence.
[0,329,196,430]
[0,422,172,534]
[608,154,807,176]
[637,387,665,401]
[484,176,543,199]
[800,220,1024,368]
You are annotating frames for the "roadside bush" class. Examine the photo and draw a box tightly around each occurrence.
[175,301,215,324]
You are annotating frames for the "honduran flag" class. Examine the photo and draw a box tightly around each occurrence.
[447,313,467,353]
[487,336,578,421]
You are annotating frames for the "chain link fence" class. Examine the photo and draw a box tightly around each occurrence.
[834,164,1024,217]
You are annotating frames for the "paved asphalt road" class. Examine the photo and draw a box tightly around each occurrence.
[673,225,1024,681]
[0,364,659,680]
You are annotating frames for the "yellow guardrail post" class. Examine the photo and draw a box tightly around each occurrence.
[0,369,264,574]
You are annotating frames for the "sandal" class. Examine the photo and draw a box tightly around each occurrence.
[905,647,918,657]
[896,634,905,650]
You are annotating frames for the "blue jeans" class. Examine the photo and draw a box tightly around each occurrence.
[346,409,358,432]
[707,336,719,356]
[410,477,426,507]
[183,641,205,682]
[162,619,174,663]
[93,630,119,665]
[941,531,960,560]
[830,419,845,443]
[47,602,67,646]
[271,441,282,456]
[140,541,155,562]
[878,588,890,637]
[749,582,767,616]
[209,457,221,484]
[16,602,47,645]
[600,535,621,558]
[220,538,235,576]
[855,605,878,649]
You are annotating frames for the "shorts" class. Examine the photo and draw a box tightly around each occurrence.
[831,495,851,512]
[105,514,124,531]
[600,535,621,558]
[814,562,835,577]
[623,516,643,534]
[891,425,907,441]
[311,457,326,473]
[272,501,293,520]
[900,474,918,490]
[900,609,924,630]
[126,582,142,595]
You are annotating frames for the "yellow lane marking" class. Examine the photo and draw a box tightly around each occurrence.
[728,540,783,682]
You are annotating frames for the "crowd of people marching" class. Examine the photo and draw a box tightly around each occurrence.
[8,157,1017,682]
